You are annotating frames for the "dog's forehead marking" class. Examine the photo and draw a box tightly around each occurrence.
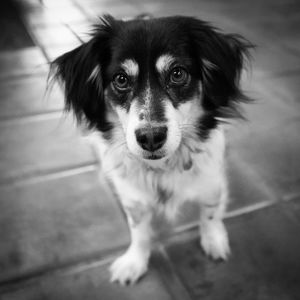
[138,83,151,121]
[156,54,175,73]
[121,59,139,77]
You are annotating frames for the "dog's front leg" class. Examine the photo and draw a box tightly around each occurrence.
[199,182,230,260]
[110,198,153,285]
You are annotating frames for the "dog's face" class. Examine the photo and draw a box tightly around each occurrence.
[104,19,206,160]
[51,15,251,161]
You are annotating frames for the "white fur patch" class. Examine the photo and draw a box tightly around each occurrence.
[202,59,218,82]
[144,85,151,109]
[121,59,139,77]
[202,59,218,71]
[110,244,149,285]
[87,65,102,93]
[155,54,175,73]
[200,219,230,260]
[88,65,101,82]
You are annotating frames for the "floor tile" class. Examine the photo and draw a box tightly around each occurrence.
[270,0,300,17]
[231,118,300,198]
[67,21,94,43]
[252,45,300,77]
[32,24,80,48]
[79,2,142,20]
[238,75,300,134]
[42,0,75,9]
[25,6,88,27]
[136,2,206,18]
[0,0,34,50]
[226,154,275,209]
[227,72,300,199]
[0,170,128,282]
[283,195,300,219]
[44,44,82,62]
[74,0,120,5]
[166,201,300,300]
[242,12,300,55]
[0,74,63,120]
[1,256,172,300]
[258,73,300,107]
[0,117,96,183]
[0,48,47,80]
[14,0,43,10]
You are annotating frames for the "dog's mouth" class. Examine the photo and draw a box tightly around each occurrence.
[143,153,165,160]
[141,149,167,161]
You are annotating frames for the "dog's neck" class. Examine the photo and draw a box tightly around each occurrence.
[131,141,202,173]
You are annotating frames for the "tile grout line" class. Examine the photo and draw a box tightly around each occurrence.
[283,192,300,202]
[174,200,278,235]
[0,110,65,125]
[41,0,86,52]
[0,68,48,83]
[0,163,98,187]
[16,0,83,64]
[70,0,94,22]
[64,23,85,44]
[154,246,193,300]
[173,193,300,236]
[0,246,125,294]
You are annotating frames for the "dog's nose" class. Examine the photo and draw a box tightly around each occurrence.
[135,126,167,152]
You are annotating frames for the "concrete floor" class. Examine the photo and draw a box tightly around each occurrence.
[0,0,300,299]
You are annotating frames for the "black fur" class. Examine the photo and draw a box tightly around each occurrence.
[49,15,253,140]
[49,15,116,133]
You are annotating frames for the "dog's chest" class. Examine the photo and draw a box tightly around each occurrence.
[126,151,223,205]
[154,168,203,203]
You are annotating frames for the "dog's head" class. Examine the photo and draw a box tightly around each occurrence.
[50,15,252,162]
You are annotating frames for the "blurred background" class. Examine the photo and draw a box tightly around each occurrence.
[0,0,299,299]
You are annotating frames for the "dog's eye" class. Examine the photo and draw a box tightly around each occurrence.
[113,73,130,90]
[169,67,188,85]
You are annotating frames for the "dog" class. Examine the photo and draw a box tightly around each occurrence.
[50,15,252,285]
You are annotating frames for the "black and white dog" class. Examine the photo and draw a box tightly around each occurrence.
[50,15,252,285]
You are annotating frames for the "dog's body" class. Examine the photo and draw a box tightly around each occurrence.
[50,15,251,285]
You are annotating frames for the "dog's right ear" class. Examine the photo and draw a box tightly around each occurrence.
[49,15,116,132]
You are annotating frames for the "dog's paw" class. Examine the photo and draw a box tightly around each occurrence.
[200,221,230,260]
[109,249,149,285]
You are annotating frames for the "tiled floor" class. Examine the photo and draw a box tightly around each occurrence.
[0,0,299,299]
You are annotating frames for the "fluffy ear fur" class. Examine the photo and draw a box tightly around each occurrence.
[189,19,253,118]
[49,15,116,132]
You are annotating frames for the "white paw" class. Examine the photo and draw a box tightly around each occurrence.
[109,249,149,285]
[200,221,230,260]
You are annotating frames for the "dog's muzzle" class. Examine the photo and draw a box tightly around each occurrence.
[135,126,167,152]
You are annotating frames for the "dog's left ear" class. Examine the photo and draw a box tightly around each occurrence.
[189,19,253,117]
[49,15,116,131]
